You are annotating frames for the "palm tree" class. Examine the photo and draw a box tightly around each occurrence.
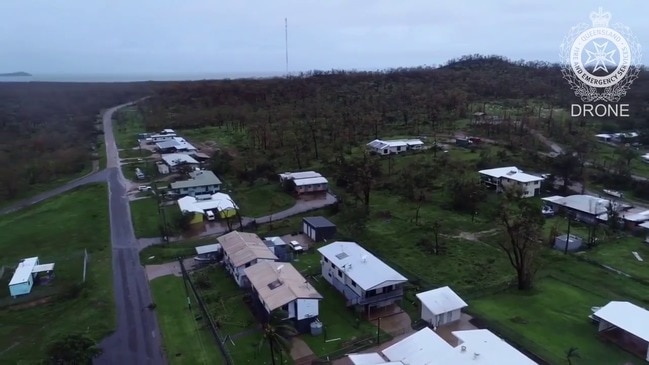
[565,346,580,365]
[258,310,298,365]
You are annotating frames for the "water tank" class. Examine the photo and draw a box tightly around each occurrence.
[310,320,323,336]
[554,234,583,252]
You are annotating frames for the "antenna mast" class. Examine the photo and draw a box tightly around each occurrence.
[285,18,289,77]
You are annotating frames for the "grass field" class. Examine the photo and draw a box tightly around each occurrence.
[0,184,114,363]
[592,143,649,179]
[113,107,144,149]
[178,126,247,148]
[130,198,180,238]
[121,161,160,182]
[150,275,222,365]
[140,237,218,265]
[120,147,153,159]
[229,182,296,218]
[582,236,649,281]
[470,277,639,365]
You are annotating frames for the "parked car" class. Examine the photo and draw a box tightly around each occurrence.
[138,185,152,192]
[288,240,304,252]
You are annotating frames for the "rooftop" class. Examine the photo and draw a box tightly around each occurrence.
[303,216,336,229]
[8,257,39,286]
[195,243,222,255]
[169,170,222,190]
[150,132,177,138]
[347,353,399,365]
[279,171,322,181]
[243,261,322,312]
[382,327,453,365]
[449,329,538,365]
[416,286,468,315]
[594,301,649,342]
[218,231,278,267]
[293,176,328,186]
[542,194,618,217]
[478,166,543,183]
[367,139,424,149]
[161,153,199,166]
[177,192,237,215]
[318,241,407,291]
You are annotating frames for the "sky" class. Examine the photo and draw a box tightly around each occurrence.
[0,0,646,75]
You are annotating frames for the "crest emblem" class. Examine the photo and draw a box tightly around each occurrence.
[560,8,642,103]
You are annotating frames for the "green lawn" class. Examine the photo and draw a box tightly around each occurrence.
[150,276,222,365]
[120,147,153,159]
[113,107,144,149]
[178,126,248,148]
[130,198,181,238]
[592,143,649,179]
[121,161,160,182]
[299,278,384,357]
[229,182,296,218]
[0,184,114,363]
[192,266,258,337]
[470,278,639,365]
[582,236,649,281]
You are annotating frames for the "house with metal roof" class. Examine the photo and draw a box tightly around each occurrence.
[541,194,628,225]
[8,257,56,298]
[156,137,198,154]
[366,139,424,155]
[318,241,407,315]
[218,231,278,287]
[278,171,322,182]
[244,261,322,332]
[593,301,649,361]
[346,327,537,365]
[177,192,238,224]
[416,286,468,328]
[478,166,543,198]
[160,153,200,173]
[168,170,222,197]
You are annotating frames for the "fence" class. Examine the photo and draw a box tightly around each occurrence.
[178,258,235,365]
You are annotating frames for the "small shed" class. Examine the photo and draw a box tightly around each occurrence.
[415,286,468,328]
[157,162,170,175]
[554,234,583,252]
[195,243,222,261]
[8,257,39,298]
[302,216,336,242]
[264,237,289,262]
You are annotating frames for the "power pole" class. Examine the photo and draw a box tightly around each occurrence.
[179,257,191,309]
[285,18,289,77]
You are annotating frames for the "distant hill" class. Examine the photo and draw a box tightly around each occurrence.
[0,72,31,77]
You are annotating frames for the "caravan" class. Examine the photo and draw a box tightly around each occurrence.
[205,210,215,221]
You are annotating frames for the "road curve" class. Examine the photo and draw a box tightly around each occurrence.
[94,102,167,365]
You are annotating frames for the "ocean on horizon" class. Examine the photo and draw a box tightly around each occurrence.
[0,71,286,83]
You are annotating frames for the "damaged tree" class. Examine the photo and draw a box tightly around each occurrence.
[497,187,545,290]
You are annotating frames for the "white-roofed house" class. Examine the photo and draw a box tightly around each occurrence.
[155,137,198,154]
[317,241,408,315]
[150,132,177,142]
[346,353,394,365]
[160,153,200,173]
[177,192,238,224]
[593,301,649,361]
[367,139,424,155]
[541,194,624,225]
[218,231,278,287]
[416,286,468,328]
[194,243,222,261]
[168,170,222,197]
[8,256,56,298]
[244,261,322,333]
[343,327,538,365]
[478,166,543,198]
[278,171,329,195]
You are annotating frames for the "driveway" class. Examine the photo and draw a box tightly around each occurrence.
[94,101,167,365]
[144,258,195,281]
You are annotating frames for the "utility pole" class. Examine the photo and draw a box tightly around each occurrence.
[179,257,191,309]
[564,213,572,255]
[285,18,289,77]
[376,317,381,344]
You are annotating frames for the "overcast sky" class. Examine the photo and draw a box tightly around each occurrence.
[0,0,645,75]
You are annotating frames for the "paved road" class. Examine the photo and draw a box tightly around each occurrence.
[0,165,107,216]
[95,103,167,365]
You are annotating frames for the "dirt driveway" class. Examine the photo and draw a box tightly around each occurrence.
[144,258,196,281]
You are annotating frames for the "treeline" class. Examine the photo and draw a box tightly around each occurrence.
[138,55,646,174]
[0,82,154,200]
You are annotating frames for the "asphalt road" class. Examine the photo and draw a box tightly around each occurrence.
[94,103,167,365]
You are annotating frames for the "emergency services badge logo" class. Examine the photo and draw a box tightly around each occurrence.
[559,7,642,103]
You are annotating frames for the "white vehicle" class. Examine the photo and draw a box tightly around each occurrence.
[138,185,152,192]
[206,210,215,221]
[289,240,304,252]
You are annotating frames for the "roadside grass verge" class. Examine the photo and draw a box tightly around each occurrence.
[113,107,144,149]
[0,184,113,363]
[121,161,159,182]
[140,237,218,265]
[469,277,639,365]
[120,147,153,159]
[130,198,181,238]
[150,275,222,365]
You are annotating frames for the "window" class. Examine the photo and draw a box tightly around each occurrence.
[337,269,342,277]
[324,257,329,263]
[351,280,357,287]
[245,262,251,268]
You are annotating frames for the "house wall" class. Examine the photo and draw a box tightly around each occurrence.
[157,164,170,175]
[296,298,319,320]
[9,276,34,297]
[420,306,461,326]
[304,222,336,242]
[500,179,541,198]
[168,162,200,173]
[296,183,328,195]
[171,184,221,197]
[320,256,363,298]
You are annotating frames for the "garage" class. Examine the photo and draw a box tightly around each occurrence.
[302,216,336,242]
